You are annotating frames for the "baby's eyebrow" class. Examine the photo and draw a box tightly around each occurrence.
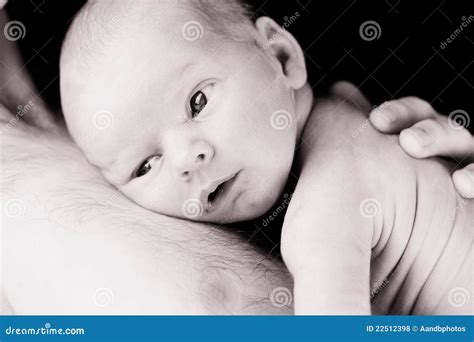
[158,62,196,87]
[178,62,195,75]
[164,62,198,92]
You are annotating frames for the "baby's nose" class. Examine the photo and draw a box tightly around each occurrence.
[174,141,214,181]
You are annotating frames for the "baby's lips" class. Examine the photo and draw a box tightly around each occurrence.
[199,172,239,214]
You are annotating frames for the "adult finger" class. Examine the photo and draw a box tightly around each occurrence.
[398,116,474,162]
[453,164,474,199]
[370,97,437,133]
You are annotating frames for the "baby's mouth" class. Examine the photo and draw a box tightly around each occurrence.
[203,172,239,213]
[208,183,224,203]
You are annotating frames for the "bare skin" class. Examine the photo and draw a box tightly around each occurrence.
[283,85,473,314]
[1,7,473,314]
[1,109,294,314]
[0,9,292,314]
[2,87,471,315]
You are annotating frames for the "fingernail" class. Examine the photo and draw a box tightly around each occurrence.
[405,127,431,147]
[371,106,394,127]
[453,170,474,198]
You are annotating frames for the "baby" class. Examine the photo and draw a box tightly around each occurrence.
[60,0,473,314]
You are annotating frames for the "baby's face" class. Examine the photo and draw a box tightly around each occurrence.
[71,10,299,223]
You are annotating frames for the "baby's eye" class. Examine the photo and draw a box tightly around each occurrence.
[189,84,214,118]
[135,155,161,178]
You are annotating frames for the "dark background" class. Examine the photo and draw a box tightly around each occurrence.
[5,0,473,129]
[5,0,473,257]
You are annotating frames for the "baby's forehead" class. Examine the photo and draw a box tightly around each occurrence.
[66,5,214,132]
[63,1,255,177]
[81,1,212,44]
[73,0,253,63]
[83,5,225,77]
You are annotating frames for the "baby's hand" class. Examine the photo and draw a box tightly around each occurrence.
[370,97,473,198]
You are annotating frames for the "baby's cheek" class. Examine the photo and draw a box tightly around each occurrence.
[128,179,187,217]
[120,181,160,210]
[119,183,144,205]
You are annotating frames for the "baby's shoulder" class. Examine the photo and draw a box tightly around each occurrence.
[284,96,404,259]
[292,95,424,239]
[297,96,412,193]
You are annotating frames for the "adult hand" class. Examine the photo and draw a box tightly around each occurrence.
[329,81,473,198]
[370,97,473,198]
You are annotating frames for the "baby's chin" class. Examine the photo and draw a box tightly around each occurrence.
[224,191,283,223]
[183,194,277,224]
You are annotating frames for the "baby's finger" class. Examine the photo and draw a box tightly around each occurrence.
[370,97,437,133]
[453,164,474,198]
[399,117,474,161]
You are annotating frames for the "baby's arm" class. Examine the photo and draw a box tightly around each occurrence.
[282,166,374,314]
[282,98,384,314]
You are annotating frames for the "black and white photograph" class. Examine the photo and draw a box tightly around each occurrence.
[1,0,473,326]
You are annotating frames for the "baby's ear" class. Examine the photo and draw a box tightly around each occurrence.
[255,16,307,89]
